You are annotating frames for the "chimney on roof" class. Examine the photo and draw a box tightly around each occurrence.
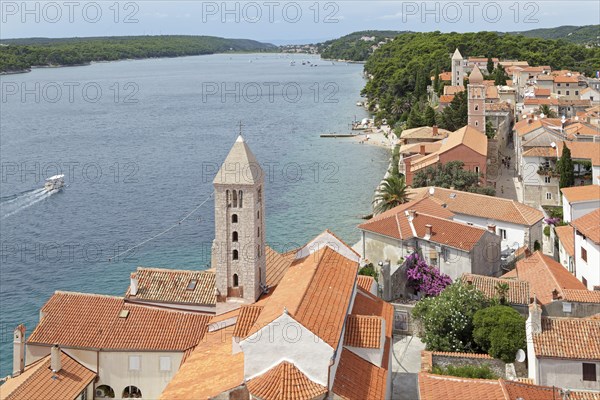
[50,344,61,373]
[130,273,138,296]
[432,125,439,136]
[425,224,433,239]
[408,210,416,220]
[528,119,533,124]
[12,324,25,376]
[420,145,426,155]
[593,286,600,292]
[528,299,542,335]
[487,224,496,234]
[552,289,560,300]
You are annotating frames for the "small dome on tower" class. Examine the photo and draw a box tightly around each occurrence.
[469,65,484,84]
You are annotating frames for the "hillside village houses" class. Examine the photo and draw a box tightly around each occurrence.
[1,136,397,400]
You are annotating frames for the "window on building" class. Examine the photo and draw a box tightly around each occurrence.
[475,166,480,174]
[475,105,479,111]
[544,176,551,183]
[233,274,239,287]
[557,83,561,87]
[232,214,238,223]
[581,247,587,262]
[475,121,479,126]
[232,190,238,208]
[498,229,507,240]
[122,386,142,399]
[257,187,262,203]
[232,231,238,242]
[558,90,561,95]
[575,90,579,95]
[95,385,115,399]
[583,363,597,381]
[257,245,261,258]
[159,356,172,372]
[257,227,260,238]
[546,192,552,200]
[583,276,588,288]
[226,190,230,207]
[566,91,570,96]
[128,355,141,371]
[238,190,243,208]
[257,210,260,220]
[232,250,238,260]
[562,302,572,313]
[186,279,197,291]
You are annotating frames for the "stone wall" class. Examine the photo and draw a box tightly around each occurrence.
[421,350,507,378]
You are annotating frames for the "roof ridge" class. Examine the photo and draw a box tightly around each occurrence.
[289,246,329,318]
[54,290,123,299]
[416,212,486,231]
[136,266,214,274]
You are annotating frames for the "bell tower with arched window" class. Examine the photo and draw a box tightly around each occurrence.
[213,135,266,308]
[467,65,486,133]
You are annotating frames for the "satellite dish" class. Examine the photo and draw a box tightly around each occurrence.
[429,187,435,195]
[515,349,526,363]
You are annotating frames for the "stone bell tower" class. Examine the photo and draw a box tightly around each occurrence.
[451,48,464,87]
[212,135,266,308]
[468,65,486,133]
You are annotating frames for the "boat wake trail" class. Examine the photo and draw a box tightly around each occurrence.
[0,188,56,220]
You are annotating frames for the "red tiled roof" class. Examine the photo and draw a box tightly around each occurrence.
[534,317,600,360]
[561,289,600,304]
[440,94,455,103]
[501,252,586,305]
[0,351,96,400]
[524,98,558,106]
[357,275,375,292]
[431,351,493,360]
[461,274,530,305]
[352,288,394,339]
[554,225,575,257]
[245,246,357,349]
[418,373,505,400]
[28,291,211,351]
[409,186,544,226]
[344,315,382,348]
[246,361,327,400]
[265,245,296,287]
[554,75,579,83]
[232,305,263,337]
[126,267,216,305]
[333,349,388,400]
[534,88,551,97]
[572,209,600,244]
[439,125,488,156]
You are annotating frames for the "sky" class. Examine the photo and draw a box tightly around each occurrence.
[1,1,599,44]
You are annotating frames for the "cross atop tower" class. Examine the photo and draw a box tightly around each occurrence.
[238,120,244,137]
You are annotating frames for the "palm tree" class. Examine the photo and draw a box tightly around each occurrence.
[495,282,510,305]
[538,104,556,118]
[372,174,409,215]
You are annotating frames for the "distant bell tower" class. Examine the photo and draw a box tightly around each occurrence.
[451,48,464,87]
[212,133,266,308]
[468,65,486,133]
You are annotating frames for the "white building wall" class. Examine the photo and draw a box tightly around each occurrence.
[574,232,600,289]
[362,232,406,266]
[538,358,600,391]
[240,313,334,387]
[96,351,184,400]
[451,213,527,251]
[570,201,600,222]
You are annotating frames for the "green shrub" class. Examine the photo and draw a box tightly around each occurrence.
[543,225,551,237]
[431,364,497,379]
[473,305,526,363]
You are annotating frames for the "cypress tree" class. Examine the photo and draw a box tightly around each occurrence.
[558,144,575,188]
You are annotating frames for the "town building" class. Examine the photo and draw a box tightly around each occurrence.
[562,185,600,222]
[572,209,600,289]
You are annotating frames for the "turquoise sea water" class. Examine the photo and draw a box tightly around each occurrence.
[0,53,388,376]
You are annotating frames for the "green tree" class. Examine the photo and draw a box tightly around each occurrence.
[487,57,494,74]
[372,174,409,215]
[412,161,495,196]
[406,106,424,129]
[558,144,575,188]
[493,65,508,86]
[433,65,440,95]
[485,120,495,139]
[439,91,467,131]
[538,104,557,118]
[424,106,436,126]
[413,283,488,352]
[473,305,526,363]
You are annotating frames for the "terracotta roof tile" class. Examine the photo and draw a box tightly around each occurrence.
[332,349,388,400]
[344,315,382,348]
[501,252,586,305]
[431,351,493,359]
[439,125,488,156]
[444,86,465,95]
[562,289,600,304]
[569,391,600,400]
[439,94,455,103]
[28,291,211,351]
[461,274,530,305]
[265,245,296,287]
[558,142,600,167]
[534,88,551,97]
[246,246,357,348]
[357,275,375,292]
[561,185,600,203]
[499,380,562,400]
[524,98,558,106]
[401,126,451,140]
[554,225,575,257]
[554,75,579,83]
[359,197,454,240]
[246,361,327,400]
[126,267,216,305]
[410,187,544,226]
[232,305,263,337]
[0,352,96,400]
[160,326,244,400]
[418,373,506,400]
[352,288,394,339]
[572,209,600,244]
[411,214,487,251]
[534,317,600,360]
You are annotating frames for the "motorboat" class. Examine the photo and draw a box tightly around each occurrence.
[44,174,65,192]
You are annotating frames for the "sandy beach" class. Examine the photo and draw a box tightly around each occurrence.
[352,129,397,149]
